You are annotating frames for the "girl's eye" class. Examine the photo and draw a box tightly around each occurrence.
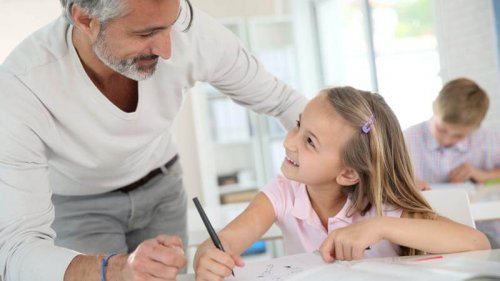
[296,120,301,127]
[306,137,316,148]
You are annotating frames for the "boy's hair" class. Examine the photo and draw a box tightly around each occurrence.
[324,87,436,256]
[433,78,489,127]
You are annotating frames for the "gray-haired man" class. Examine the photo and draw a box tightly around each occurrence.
[0,0,307,280]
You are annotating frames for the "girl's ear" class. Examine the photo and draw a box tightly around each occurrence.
[336,168,360,186]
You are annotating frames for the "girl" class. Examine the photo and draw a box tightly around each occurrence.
[194,87,490,280]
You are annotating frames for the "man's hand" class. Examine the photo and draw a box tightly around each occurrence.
[64,235,187,281]
[121,235,187,281]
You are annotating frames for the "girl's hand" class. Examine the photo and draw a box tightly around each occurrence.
[194,245,245,281]
[319,217,385,262]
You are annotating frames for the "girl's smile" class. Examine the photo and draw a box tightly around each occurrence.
[284,156,299,167]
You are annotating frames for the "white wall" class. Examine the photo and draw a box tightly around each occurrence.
[190,0,290,18]
[0,0,61,63]
[434,0,500,128]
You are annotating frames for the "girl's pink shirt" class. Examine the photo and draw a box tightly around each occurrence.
[262,175,403,258]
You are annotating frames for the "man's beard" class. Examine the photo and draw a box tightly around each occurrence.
[92,29,159,81]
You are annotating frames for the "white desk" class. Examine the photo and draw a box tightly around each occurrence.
[178,249,500,281]
[429,182,500,221]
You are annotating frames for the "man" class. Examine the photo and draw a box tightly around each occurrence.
[0,0,307,280]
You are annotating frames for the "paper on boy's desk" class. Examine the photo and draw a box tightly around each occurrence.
[225,252,325,281]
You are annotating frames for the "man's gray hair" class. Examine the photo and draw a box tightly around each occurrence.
[60,0,194,30]
[59,0,129,25]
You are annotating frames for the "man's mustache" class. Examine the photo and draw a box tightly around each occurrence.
[134,54,159,62]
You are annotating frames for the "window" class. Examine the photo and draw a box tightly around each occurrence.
[314,0,441,129]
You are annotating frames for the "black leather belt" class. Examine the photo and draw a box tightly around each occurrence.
[116,154,179,193]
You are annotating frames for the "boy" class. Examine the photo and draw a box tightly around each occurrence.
[404,78,500,249]
[404,78,500,191]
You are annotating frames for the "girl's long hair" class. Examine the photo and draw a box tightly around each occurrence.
[325,87,437,256]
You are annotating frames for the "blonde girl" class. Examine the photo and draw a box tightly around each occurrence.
[194,87,490,280]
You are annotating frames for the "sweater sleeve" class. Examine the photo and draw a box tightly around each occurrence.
[0,69,79,281]
[192,8,308,130]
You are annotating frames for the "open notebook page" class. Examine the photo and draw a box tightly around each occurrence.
[225,252,324,281]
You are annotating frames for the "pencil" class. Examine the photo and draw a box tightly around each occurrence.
[192,197,235,276]
[413,255,444,262]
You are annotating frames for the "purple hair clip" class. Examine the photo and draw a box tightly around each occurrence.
[362,114,375,134]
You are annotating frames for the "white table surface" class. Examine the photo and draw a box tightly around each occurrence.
[177,249,500,281]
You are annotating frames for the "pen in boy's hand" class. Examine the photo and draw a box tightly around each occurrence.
[192,197,235,276]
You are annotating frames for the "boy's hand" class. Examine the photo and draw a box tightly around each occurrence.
[195,246,245,281]
[449,163,486,183]
[319,218,383,262]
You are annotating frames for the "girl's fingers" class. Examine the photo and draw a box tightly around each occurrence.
[206,261,234,278]
[232,255,246,267]
[197,266,225,281]
[199,249,236,278]
[335,239,344,261]
[319,236,335,262]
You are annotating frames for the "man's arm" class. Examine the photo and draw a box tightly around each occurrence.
[64,236,186,281]
[191,8,308,129]
[0,69,80,281]
[0,135,79,280]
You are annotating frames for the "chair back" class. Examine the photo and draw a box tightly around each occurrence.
[421,189,476,228]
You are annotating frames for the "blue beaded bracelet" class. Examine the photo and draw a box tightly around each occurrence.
[101,253,117,281]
